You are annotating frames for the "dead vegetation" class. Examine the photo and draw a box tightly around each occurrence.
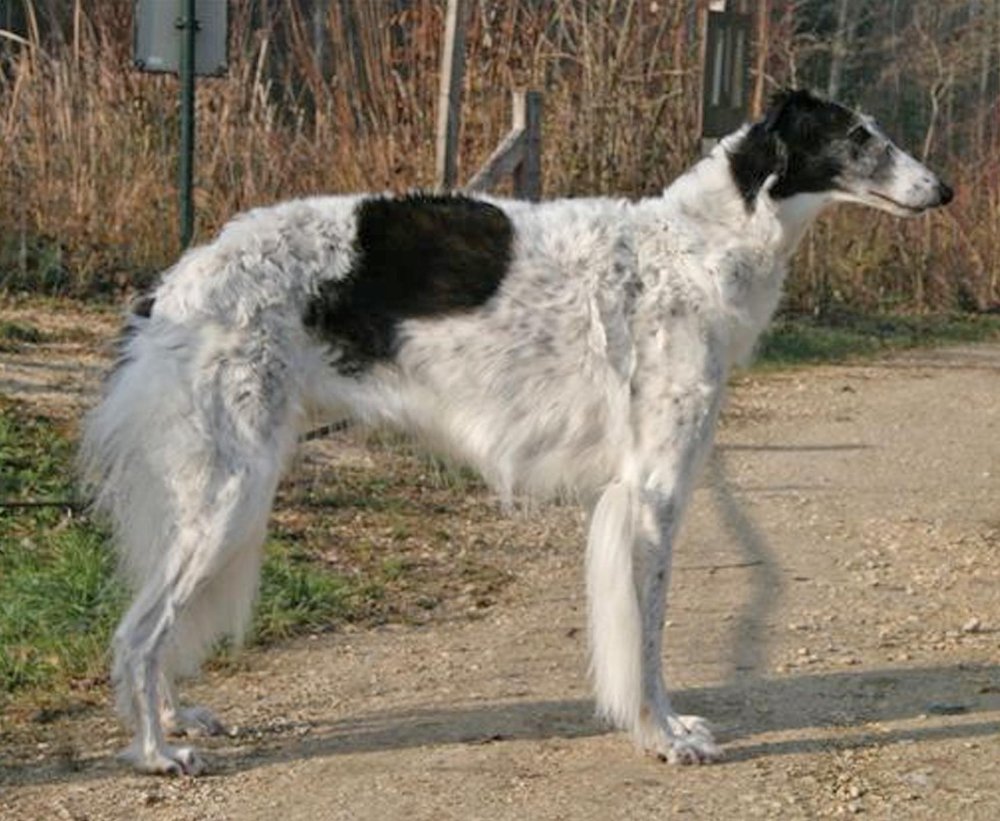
[1,1,999,310]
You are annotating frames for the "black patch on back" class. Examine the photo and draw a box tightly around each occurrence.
[304,193,514,371]
[728,89,857,209]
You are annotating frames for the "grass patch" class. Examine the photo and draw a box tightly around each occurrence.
[253,540,354,643]
[0,524,124,695]
[0,401,373,707]
[0,400,123,700]
[757,312,1000,366]
[0,320,46,353]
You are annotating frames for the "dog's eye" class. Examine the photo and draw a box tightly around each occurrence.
[849,127,872,147]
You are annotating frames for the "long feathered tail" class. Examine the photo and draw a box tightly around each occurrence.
[79,306,171,586]
[585,479,643,731]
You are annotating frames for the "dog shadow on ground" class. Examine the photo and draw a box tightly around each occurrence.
[7,661,993,787]
[210,658,999,770]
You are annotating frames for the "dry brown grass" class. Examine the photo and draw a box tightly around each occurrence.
[1,0,997,312]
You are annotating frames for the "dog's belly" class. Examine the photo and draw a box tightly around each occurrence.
[390,319,625,501]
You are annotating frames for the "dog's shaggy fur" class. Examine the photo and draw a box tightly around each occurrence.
[80,90,952,774]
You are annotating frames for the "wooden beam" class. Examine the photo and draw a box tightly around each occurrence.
[751,0,769,118]
[465,90,543,199]
[465,129,526,193]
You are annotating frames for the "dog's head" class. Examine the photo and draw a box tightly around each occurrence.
[729,89,953,215]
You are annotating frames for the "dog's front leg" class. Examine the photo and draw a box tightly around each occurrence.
[631,487,719,763]
[586,479,720,763]
[587,358,723,763]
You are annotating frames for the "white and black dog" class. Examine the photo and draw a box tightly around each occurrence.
[81,90,952,774]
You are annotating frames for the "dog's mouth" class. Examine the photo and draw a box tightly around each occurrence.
[866,190,929,215]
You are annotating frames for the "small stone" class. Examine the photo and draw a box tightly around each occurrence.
[902,770,931,788]
[962,617,982,634]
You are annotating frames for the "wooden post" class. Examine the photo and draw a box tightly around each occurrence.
[464,89,543,200]
[177,0,197,248]
[435,0,467,192]
[513,90,542,201]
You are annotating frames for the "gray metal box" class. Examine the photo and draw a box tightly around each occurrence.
[134,0,227,76]
[701,9,750,139]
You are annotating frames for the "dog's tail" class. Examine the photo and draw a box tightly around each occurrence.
[80,301,158,581]
[80,298,176,588]
[586,480,642,730]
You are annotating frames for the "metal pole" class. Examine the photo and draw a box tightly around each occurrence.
[177,0,197,249]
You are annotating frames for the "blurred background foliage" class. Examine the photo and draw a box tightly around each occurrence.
[0,0,998,314]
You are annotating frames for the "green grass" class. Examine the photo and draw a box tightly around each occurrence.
[757,312,1000,366]
[0,400,362,704]
[0,402,121,698]
[0,320,46,353]
[253,541,354,643]
[0,525,124,694]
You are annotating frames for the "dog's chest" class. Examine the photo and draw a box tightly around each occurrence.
[633,236,786,369]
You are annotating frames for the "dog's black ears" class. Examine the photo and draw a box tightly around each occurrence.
[763,89,819,134]
[762,88,852,149]
[763,89,794,132]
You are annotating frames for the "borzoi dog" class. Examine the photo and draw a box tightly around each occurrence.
[80,90,952,774]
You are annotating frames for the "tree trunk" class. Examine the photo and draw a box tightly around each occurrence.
[751,0,770,118]
[826,0,851,100]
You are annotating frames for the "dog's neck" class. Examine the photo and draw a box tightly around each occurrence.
[660,128,830,262]
[640,130,832,366]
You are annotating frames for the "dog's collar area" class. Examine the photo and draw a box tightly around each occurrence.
[726,125,794,211]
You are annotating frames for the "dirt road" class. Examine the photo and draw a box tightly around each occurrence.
[2,333,999,820]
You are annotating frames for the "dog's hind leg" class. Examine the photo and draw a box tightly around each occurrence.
[113,444,282,774]
[110,342,296,774]
[115,443,285,773]
[158,540,267,739]
[159,674,226,738]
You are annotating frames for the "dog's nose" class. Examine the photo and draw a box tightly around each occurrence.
[938,182,954,205]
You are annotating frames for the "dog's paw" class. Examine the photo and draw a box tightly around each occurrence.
[121,742,206,776]
[639,713,721,765]
[163,705,227,738]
